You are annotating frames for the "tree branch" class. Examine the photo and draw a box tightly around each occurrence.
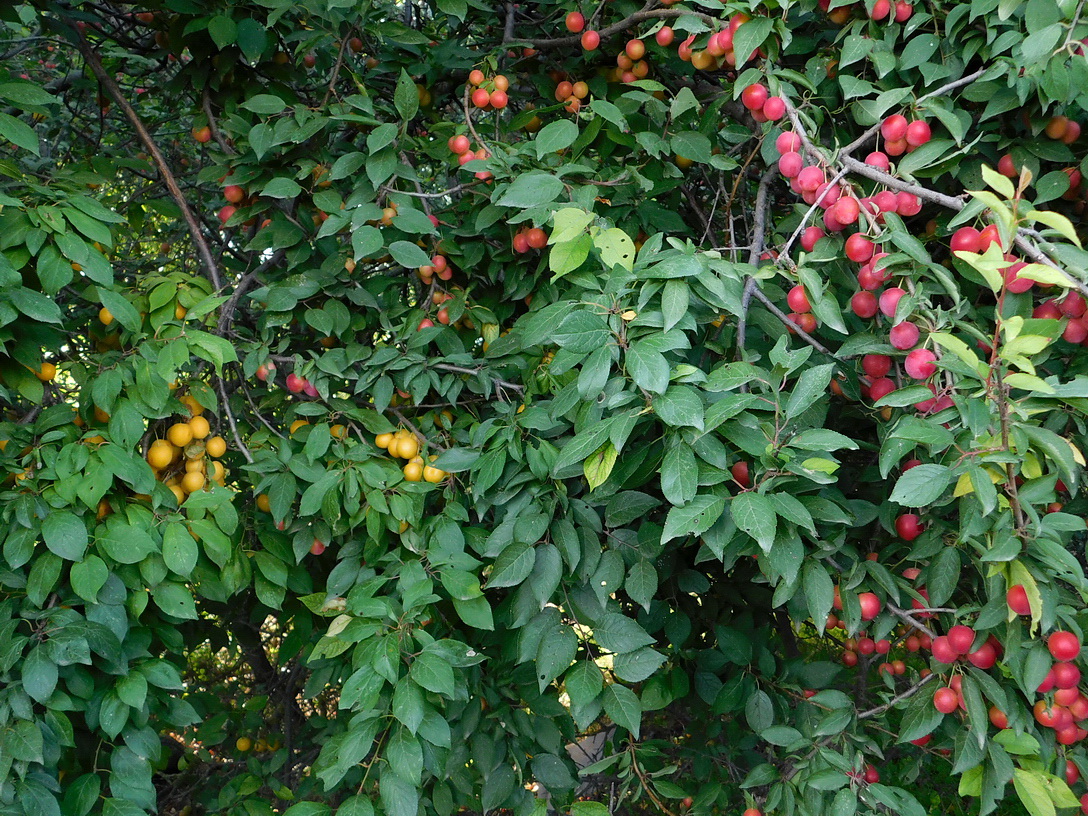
[529,6,717,49]
[74,29,223,292]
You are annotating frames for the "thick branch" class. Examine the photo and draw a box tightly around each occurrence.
[74,31,223,292]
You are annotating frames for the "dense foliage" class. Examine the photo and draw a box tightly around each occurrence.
[3,1,1088,815]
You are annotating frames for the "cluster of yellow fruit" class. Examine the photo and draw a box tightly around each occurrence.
[145,403,228,503]
[374,429,447,483]
[235,736,279,753]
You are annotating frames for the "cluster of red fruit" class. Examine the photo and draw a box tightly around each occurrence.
[606,39,652,85]
[929,623,1003,670]
[447,134,492,181]
[430,291,454,326]
[739,83,785,123]
[818,0,913,23]
[950,225,1037,293]
[285,371,318,397]
[1035,292,1088,346]
[774,128,924,234]
[467,70,510,111]
[563,12,600,51]
[857,350,952,414]
[678,12,758,71]
[216,180,254,227]
[1045,115,1083,145]
[878,113,931,157]
[418,253,454,285]
[512,226,548,254]
[932,618,1088,748]
[553,77,589,114]
[998,115,1084,207]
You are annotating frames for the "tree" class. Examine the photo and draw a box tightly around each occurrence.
[1,0,1088,814]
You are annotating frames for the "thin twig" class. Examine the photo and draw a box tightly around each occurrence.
[202,89,234,154]
[749,286,838,357]
[321,33,350,108]
[840,69,987,157]
[380,182,478,199]
[433,362,525,393]
[217,250,286,335]
[216,373,254,464]
[885,599,936,639]
[858,672,938,720]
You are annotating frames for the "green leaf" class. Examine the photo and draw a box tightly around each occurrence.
[536,625,577,692]
[762,725,802,746]
[550,234,593,279]
[235,17,267,62]
[242,94,287,115]
[595,228,636,271]
[3,720,44,763]
[262,177,303,198]
[282,804,332,816]
[803,561,834,629]
[550,208,594,243]
[1013,769,1056,816]
[661,494,726,543]
[889,463,952,507]
[1027,209,1081,248]
[99,521,158,564]
[0,112,39,155]
[41,512,88,560]
[336,796,375,816]
[162,525,199,577]
[496,173,565,208]
[731,493,777,553]
[11,287,62,324]
[380,771,419,816]
[535,120,578,157]
[410,653,455,696]
[208,15,237,49]
[626,341,670,394]
[70,556,109,603]
[0,81,58,107]
[394,69,419,121]
[352,225,383,259]
[151,582,198,620]
[22,646,58,702]
[626,560,658,611]
[584,442,618,490]
[661,279,688,332]
[553,310,610,352]
[731,16,774,63]
[103,799,148,816]
[927,547,961,608]
[97,288,141,332]
[564,661,604,708]
[389,240,432,269]
[571,803,611,816]
[641,253,704,279]
[593,613,655,654]
[486,541,536,588]
[601,683,641,738]
[612,647,666,683]
[654,386,703,430]
[784,364,835,419]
